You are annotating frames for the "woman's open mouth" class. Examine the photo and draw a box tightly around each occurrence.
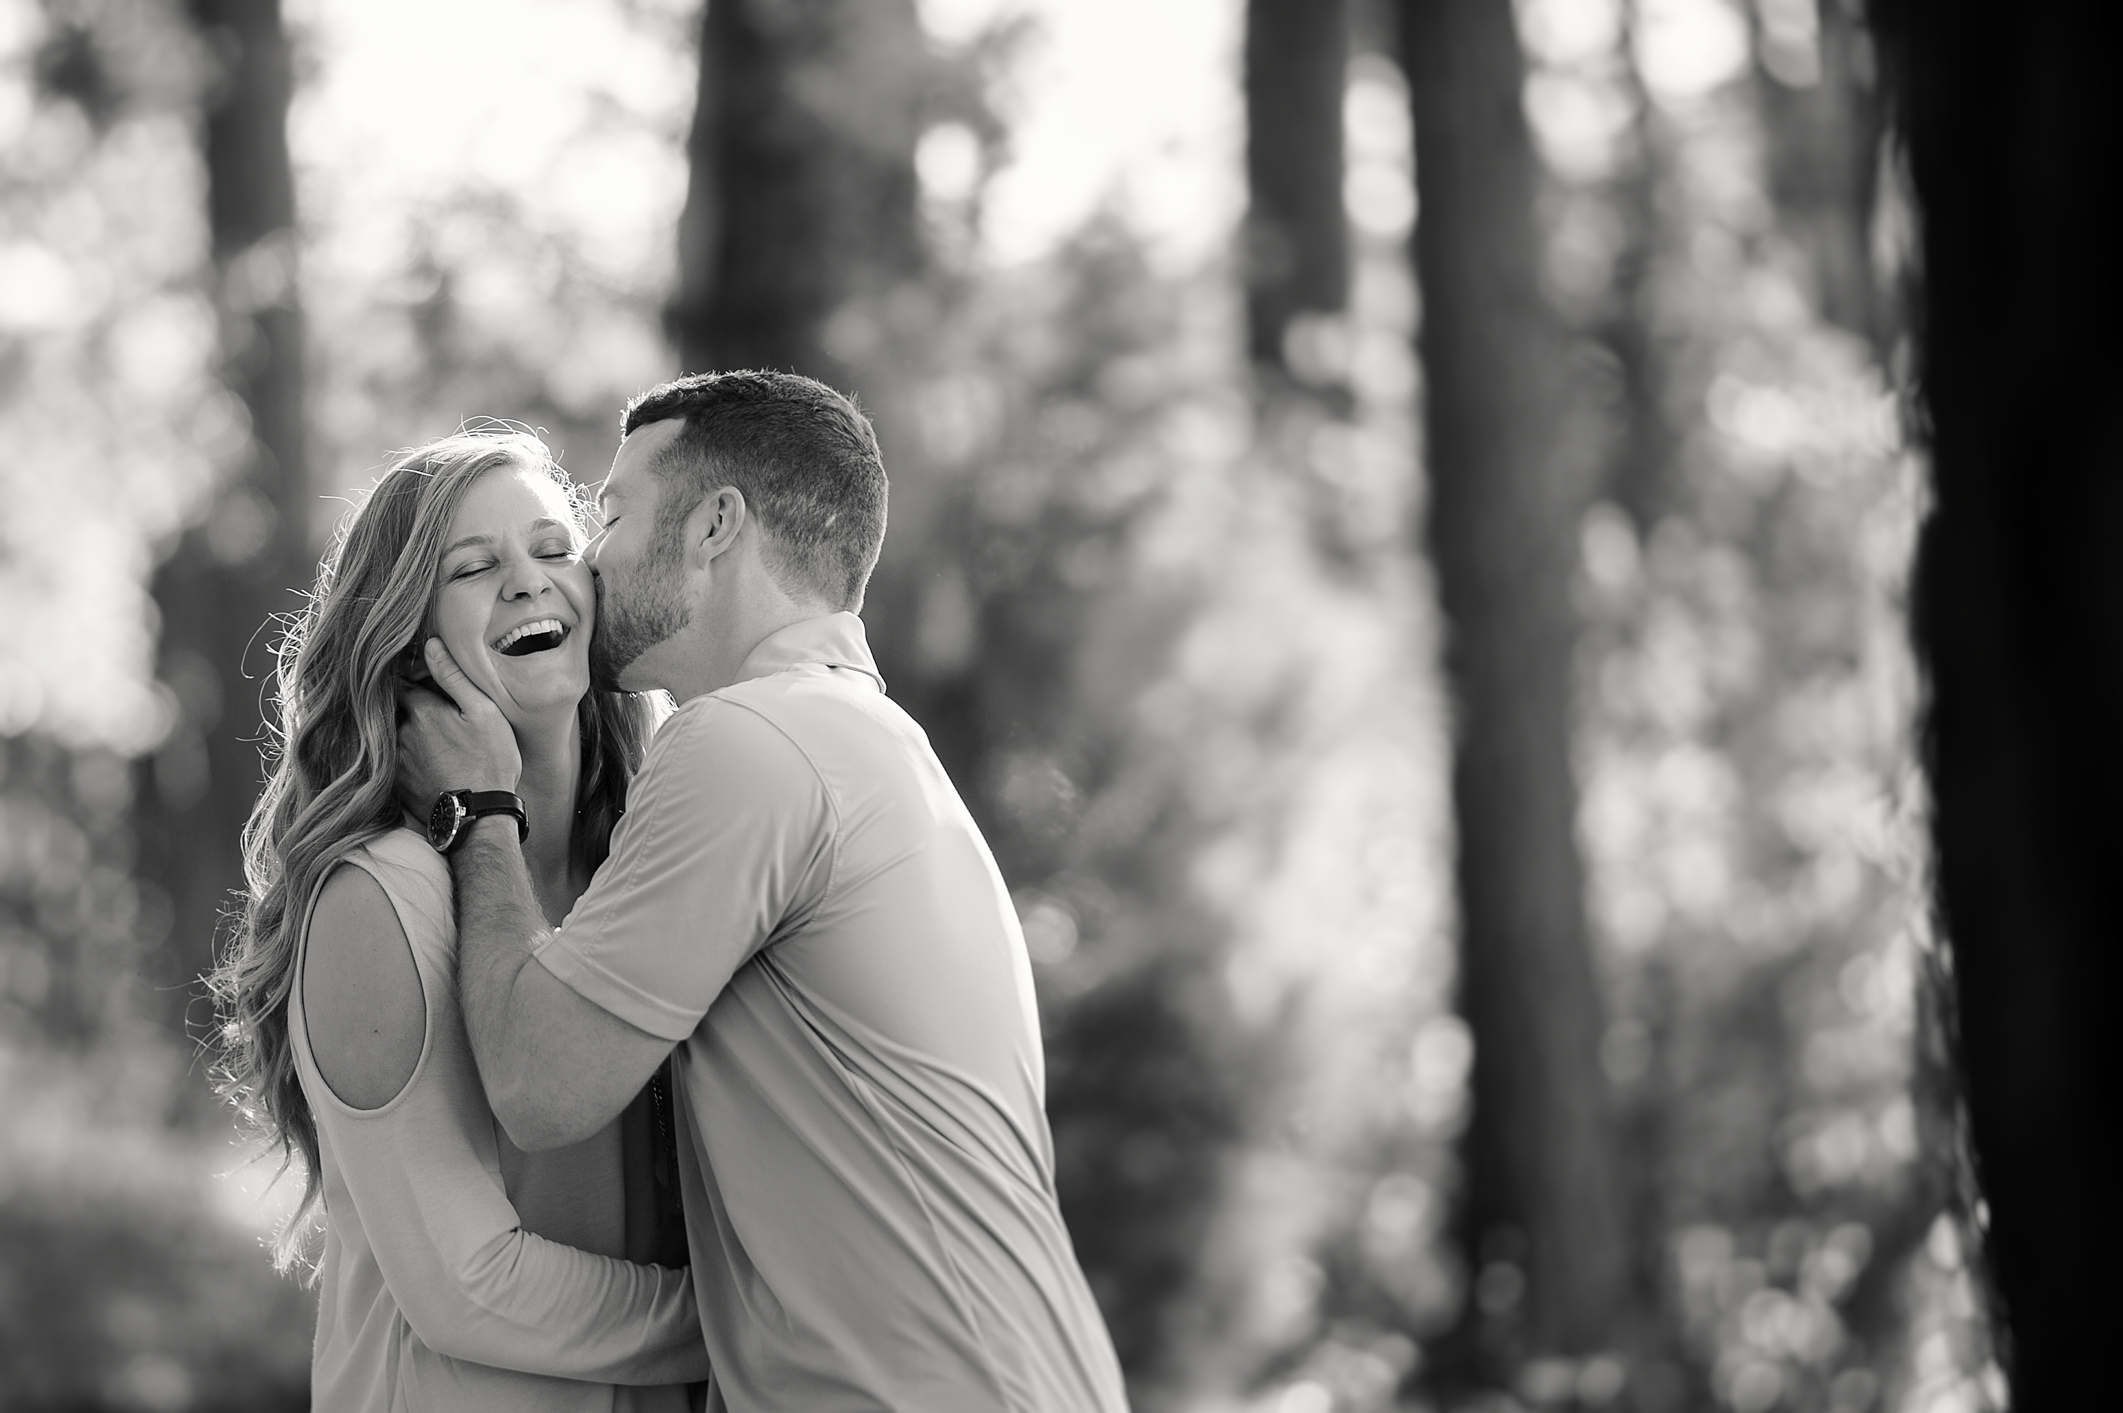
[492,618,569,657]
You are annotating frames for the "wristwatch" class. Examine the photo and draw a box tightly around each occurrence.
[426,789,529,854]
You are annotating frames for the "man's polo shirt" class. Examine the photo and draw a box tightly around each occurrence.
[534,613,1127,1413]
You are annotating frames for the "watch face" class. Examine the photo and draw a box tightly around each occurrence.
[427,792,464,852]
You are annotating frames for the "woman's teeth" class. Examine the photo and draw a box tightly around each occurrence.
[493,619,567,656]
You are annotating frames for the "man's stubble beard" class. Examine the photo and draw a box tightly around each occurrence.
[588,548,692,694]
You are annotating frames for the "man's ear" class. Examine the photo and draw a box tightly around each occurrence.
[690,486,747,567]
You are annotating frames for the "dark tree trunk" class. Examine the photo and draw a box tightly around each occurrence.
[667,0,925,380]
[1875,0,2123,1406]
[1243,0,1349,392]
[668,0,955,765]
[139,0,307,1039]
[1397,0,1631,1372]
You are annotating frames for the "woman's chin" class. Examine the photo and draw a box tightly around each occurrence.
[491,657,591,724]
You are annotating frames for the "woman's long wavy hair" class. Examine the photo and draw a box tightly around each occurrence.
[209,429,658,1275]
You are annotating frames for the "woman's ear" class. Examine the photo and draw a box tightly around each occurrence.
[400,641,431,684]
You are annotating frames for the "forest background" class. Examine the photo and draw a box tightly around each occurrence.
[0,1,2004,1411]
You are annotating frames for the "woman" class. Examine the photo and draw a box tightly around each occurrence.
[212,429,710,1410]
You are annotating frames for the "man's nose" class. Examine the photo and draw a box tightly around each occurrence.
[583,529,606,569]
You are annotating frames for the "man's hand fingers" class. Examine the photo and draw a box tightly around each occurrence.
[422,637,481,714]
[396,638,523,798]
[398,681,451,725]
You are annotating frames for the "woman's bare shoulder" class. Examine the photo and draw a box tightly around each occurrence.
[302,861,428,1112]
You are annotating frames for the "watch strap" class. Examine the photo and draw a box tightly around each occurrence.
[457,790,529,843]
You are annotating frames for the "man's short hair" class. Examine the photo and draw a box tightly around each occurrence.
[621,370,889,611]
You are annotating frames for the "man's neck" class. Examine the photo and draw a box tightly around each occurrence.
[664,598,833,704]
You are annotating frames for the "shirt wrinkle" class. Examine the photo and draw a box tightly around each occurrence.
[852,1066,1020,1412]
[762,959,1028,1410]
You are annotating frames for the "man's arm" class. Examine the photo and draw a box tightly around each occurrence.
[399,638,669,1151]
[450,817,671,1150]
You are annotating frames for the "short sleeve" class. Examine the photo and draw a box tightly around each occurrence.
[535,694,836,1041]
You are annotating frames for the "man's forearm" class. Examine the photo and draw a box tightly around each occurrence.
[450,815,551,1129]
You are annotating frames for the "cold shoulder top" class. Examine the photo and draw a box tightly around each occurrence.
[288,827,711,1411]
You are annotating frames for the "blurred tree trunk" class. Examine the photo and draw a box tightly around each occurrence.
[1243,0,1349,398]
[1397,0,1631,1374]
[666,0,968,759]
[1752,0,1888,354]
[138,0,308,1041]
[1601,0,1680,534]
[668,0,987,789]
[1876,0,2123,1406]
[667,0,926,382]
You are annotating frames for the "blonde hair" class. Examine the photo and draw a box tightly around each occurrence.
[209,428,656,1274]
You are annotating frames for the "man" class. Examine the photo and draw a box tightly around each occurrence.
[398,371,1128,1412]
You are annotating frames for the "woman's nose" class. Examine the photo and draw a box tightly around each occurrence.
[499,555,553,600]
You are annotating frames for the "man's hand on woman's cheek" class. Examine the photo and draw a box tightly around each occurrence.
[395,637,523,813]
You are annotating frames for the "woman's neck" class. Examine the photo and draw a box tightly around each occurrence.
[512,707,584,926]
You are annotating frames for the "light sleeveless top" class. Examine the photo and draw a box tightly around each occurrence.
[288,827,711,1412]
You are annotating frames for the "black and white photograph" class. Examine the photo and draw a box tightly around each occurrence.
[1,0,2105,1409]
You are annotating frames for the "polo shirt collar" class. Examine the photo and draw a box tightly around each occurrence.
[735,611,885,691]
